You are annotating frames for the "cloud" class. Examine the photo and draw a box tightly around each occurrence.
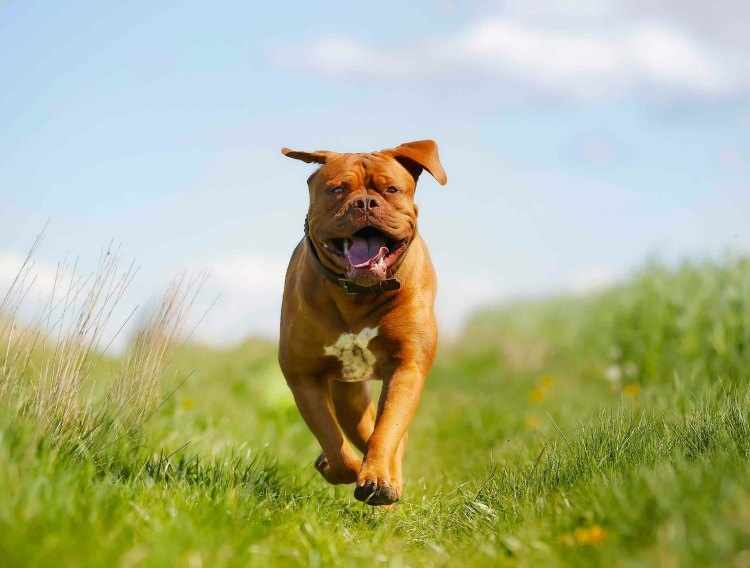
[274,16,744,101]
[194,253,521,344]
[190,254,288,345]
[0,251,62,304]
[437,271,503,337]
[0,249,139,354]
[563,265,624,294]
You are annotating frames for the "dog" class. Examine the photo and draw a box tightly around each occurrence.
[278,140,447,506]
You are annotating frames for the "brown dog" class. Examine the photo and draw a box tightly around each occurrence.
[278,140,447,506]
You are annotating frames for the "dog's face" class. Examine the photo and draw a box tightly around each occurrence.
[283,140,447,286]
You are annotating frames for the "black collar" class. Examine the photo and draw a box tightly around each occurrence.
[304,216,402,295]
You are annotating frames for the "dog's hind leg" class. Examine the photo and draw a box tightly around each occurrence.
[331,380,376,455]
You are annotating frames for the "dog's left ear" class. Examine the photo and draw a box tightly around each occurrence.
[383,140,447,186]
[281,147,339,164]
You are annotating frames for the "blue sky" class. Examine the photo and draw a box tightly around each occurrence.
[2,1,749,345]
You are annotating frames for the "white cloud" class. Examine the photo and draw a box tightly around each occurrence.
[564,265,624,294]
[190,255,288,345]
[626,22,732,93]
[437,271,503,338]
[0,249,140,354]
[205,255,287,297]
[275,16,742,100]
[307,37,392,75]
[0,251,62,306]
[193,254,515,345]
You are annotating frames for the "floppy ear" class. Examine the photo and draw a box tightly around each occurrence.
[281,147,338,164]
[384,139,447,186]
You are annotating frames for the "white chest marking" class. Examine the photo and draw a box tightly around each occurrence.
[324,327,379,382]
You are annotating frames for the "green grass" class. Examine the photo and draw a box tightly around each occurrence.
[2,256,750,566]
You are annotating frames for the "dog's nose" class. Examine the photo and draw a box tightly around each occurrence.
[351,197,380,211]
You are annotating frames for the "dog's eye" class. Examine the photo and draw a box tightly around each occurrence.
[328,186,345,195]
[386,186,399,194]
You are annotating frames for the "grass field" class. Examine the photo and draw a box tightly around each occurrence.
[2,255,750,566]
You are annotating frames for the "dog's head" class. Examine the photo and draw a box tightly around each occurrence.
[282,140,447,286]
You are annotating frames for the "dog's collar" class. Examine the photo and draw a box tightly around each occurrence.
[304,216,402,296]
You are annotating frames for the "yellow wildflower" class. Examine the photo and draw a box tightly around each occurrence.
[529,375,555,403]
[529,387,546,403]
[622,383,640,398]
[560,525,608,547]
[524,415,542,431]
[573,525,607,545]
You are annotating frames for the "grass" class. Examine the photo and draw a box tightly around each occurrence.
[1,253,750,566]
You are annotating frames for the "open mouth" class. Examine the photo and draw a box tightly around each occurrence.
[326,226,408,278]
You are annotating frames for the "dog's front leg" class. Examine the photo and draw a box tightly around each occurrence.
[355,362,424,505]
[285,375,361,484]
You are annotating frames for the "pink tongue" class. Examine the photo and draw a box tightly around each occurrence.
[347,236,388,267]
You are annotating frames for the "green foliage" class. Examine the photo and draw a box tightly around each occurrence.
[466,256,750,385]
[2,256,750,566]
[592,258,750,384]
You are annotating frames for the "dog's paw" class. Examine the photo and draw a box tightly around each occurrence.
[314,453,359,485]
[353,479,399,506]
[355,458,400,506]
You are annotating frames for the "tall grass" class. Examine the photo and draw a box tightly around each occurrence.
[588,258,750,385]
[109,274,205,432]
[463,256,750,386]
[0,237,200,455]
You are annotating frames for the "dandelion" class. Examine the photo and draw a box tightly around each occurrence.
[622,383,640,398]
[574,525,607,545]
[181,398,195,410]
[524,415,542,431]
[561,525,608,547]
[529,375,554,403]
[539,375,554,389]
[529,386,546,403]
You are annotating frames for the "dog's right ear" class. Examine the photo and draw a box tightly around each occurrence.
[383,140,447,186]
[281,148,338,164]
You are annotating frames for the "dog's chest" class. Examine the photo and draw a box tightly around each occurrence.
[323,327,381,382]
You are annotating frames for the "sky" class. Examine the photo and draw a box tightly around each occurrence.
[1,0,749,347]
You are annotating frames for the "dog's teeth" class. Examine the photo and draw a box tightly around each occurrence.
[343,240,349,255]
